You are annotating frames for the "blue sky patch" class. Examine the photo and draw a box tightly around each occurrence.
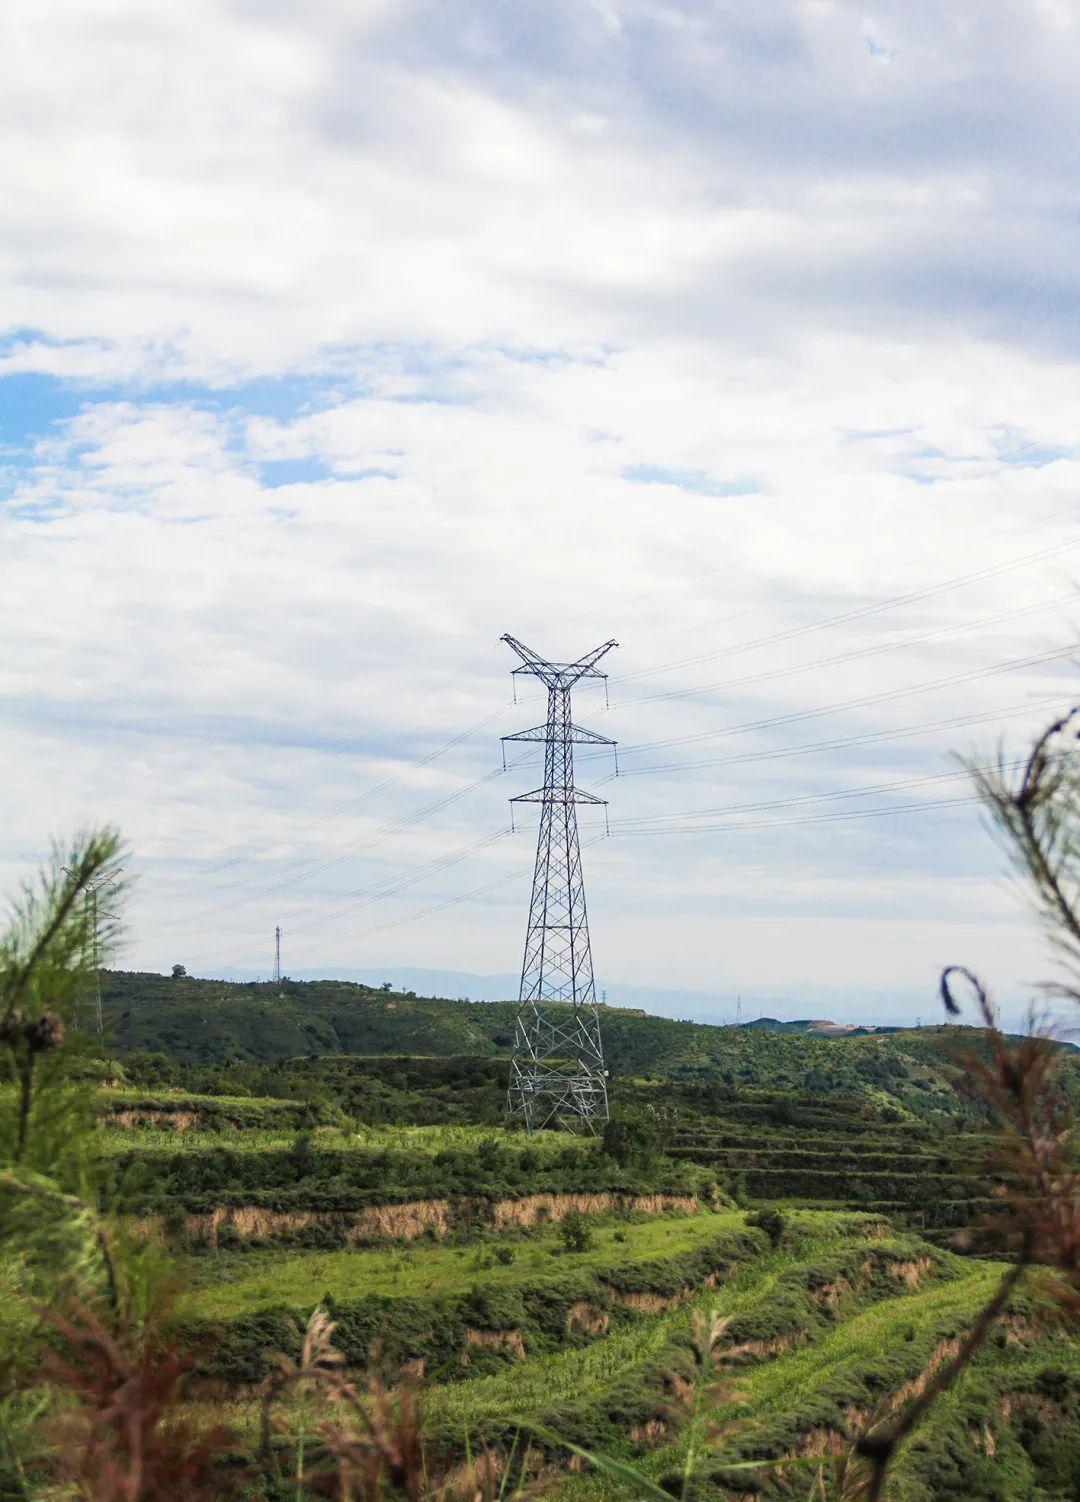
[0,372,90,448]
[622,464,761,497]
[256,456,334,488]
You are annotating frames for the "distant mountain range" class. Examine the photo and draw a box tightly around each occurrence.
[741,1017,906,1037]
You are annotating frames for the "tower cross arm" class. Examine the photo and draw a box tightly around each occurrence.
[502,722,616,747]
[501,723,551,745]
[510,786,608,806]
[568,723,616,746]
[501,635,560,687]
[501,635,618,689]
[563,639,618,685]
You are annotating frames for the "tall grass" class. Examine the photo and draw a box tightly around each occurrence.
[95,1121,591,1158]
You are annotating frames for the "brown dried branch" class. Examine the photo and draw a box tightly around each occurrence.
[967,706,1080,998]
[855,1249,1029,1502]
[853,942,1077,1497]
[940,966,1080,1304]
[43,1292,235,1501]
[260,1308,542,1501]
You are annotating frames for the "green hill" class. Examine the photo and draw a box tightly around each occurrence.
[102,969,1080,1122]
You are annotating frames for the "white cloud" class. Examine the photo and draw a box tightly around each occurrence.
[1,2,1078,1017]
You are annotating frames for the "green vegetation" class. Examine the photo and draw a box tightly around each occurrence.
[102,970,1080,1119]
[8,949,1080,1498]
[180,1208,748,1319]
[184,1213,772,1384]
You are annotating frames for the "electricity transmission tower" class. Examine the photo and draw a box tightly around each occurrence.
[274,925,282,985]
[64,867,123,1035]
[501,635,618,1134]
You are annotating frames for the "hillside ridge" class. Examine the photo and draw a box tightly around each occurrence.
[101,968,1080,1120]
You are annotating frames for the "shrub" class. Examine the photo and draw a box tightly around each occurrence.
[558,1210,593,1254]
[602,1110,668,1167]
[747,1207,787,1246]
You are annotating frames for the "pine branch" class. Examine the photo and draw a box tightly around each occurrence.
[0,829,125,1028]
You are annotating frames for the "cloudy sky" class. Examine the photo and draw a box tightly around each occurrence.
[3,1,1079,1025]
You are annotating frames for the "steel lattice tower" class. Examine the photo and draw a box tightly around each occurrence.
[501,635,618,1133]
[63,865,122,1034]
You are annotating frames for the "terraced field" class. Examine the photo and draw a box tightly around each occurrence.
[82,1075,1079,1500]
[666,1091,1005,1247]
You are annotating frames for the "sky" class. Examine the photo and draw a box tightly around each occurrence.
[2,1,1079,1028]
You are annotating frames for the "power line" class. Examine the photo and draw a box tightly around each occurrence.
[142,492,1076,928]
[232,830,613,977]
[159,690,1067,963]
[205,775,990,978]
[151,703,514,898]
[611,794,980,838]
[141,754,530,942]
[147,517,1078,974]
[608,693,1068,778]
[610,759,1028,830]
[185,732,1050,977]
[604,589,1080,714]
[141,514,1077,946]
[275,831,511,938]
[180,827,514,968]
[211,765,513,909]
[573,484,1077,668]
[608,534,1080,689]
[603,640,1078,761]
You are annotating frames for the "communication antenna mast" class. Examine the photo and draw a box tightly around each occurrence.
[64,867,123,1035]
[274,926,282,985]
[500,634,618,1134]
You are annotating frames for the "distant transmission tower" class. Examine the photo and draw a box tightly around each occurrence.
[274,926,282,985]
[64,867,123,1035]
[501,635,618,1134]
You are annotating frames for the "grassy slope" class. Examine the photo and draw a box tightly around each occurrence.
[178,1213,883,1435]
[741,1263,1002,1418]
[180,1208,747,1318]
[423,1214,876,1431]
[101,1069,1075,1499]
[182,1213,1021,1497]
[91,986,1080,1497]
[551,1259,1006,1500]
[96,1121,587,1157]
[895,1336,1080,1501]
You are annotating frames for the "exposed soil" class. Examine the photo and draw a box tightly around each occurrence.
[464,1328,527,1361]
[184,1190,699,1244]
